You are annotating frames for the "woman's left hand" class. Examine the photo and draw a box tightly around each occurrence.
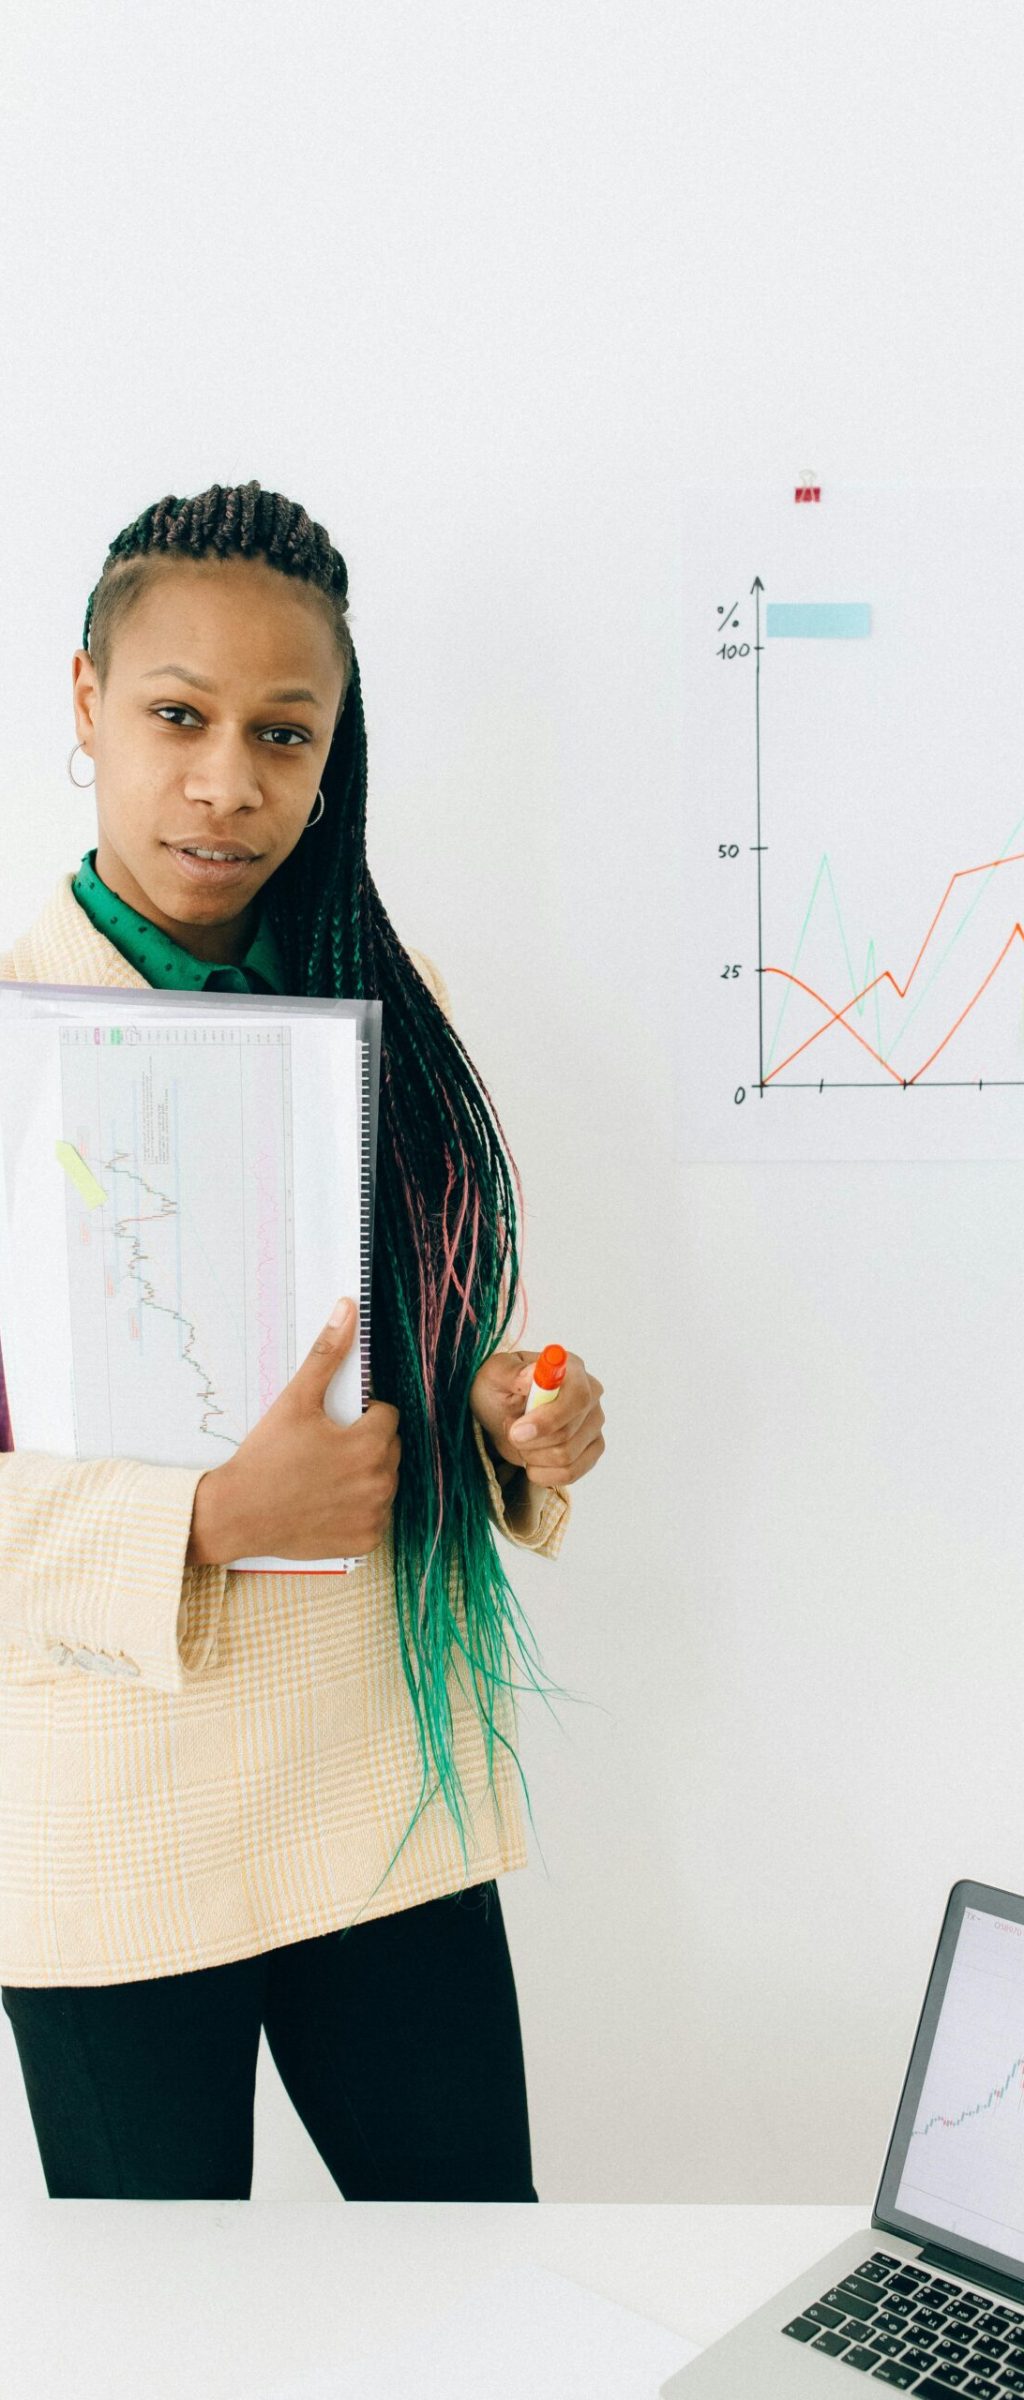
[468,1347,605,1487]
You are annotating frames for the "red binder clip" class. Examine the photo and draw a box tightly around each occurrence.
[795,470,821,502]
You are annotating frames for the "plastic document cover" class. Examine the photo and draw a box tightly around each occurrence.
[0,981,382,1573]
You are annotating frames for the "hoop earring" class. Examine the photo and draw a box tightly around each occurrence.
[305,787,325,827]
[67,742,95,788]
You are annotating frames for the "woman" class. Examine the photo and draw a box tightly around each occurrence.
[0,479,606,2200]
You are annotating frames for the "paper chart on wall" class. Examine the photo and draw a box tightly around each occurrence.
[674,483,1024,1161]
[0,984,378,1573]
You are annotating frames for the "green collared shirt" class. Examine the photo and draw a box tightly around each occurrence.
[71,848,287,994]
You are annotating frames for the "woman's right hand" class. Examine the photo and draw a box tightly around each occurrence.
[188,1298,401,1563]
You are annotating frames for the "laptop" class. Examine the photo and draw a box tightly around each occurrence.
[660,1878,1024,2397]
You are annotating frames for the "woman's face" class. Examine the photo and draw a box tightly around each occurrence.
[70,552,347,963]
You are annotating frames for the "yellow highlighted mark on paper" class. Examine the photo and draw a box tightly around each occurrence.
[55,1141,108,1209]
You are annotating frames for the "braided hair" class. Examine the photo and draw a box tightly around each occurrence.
[82,479,574,1921]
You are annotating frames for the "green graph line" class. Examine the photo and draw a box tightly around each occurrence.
[765,811,1024,1074]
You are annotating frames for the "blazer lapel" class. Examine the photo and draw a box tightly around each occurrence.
[1,872,153,991]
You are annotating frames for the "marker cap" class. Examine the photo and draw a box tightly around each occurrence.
[533,1343,568,1391]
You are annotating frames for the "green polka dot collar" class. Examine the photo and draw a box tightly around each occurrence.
[71,848,287,994]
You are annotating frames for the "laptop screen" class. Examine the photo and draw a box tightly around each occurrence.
[874,1879,1024,2291]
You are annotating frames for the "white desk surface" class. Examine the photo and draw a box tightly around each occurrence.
[0,2200,870,2398]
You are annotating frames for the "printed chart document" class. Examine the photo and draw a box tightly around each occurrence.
[0,981,382,1574]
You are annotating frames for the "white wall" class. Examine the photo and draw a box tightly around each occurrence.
[2,0,1022,2199]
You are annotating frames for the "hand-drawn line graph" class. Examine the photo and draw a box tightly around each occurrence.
[58,1022,296,1462]
[675,487,1024,1160]
[747,580,1024,1093]
[763,821,1024,1089]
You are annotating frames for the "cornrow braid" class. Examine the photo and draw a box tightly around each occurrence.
[82,478,578,1925]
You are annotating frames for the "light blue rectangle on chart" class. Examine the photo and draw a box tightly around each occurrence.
[765,602,871,637]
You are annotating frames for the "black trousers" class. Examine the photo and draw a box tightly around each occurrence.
[0,1879,538,2201]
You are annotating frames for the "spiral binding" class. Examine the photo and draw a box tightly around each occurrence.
[359,1038,372,1411]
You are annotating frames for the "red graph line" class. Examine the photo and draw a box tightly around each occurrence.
[764,846,1024,1085]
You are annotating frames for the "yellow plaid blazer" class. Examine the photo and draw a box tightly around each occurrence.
[0,873,570,1986]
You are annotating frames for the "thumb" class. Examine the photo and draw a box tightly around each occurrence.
[295,1296,359,1399]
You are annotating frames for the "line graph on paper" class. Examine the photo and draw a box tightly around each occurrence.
[762,824,1024,1093]
[674,485,1024,1160]
[895,1908,1024,2259]
[58,1022,297,1460]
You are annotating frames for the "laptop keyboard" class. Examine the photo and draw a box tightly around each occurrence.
[781,2248,1024,2391]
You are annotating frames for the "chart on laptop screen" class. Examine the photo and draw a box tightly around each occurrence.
[896,1907,1024,2259]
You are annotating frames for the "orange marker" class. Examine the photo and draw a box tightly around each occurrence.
[523,1343,567,1417]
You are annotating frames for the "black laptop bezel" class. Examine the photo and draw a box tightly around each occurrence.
[871,1876,1024,2301]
